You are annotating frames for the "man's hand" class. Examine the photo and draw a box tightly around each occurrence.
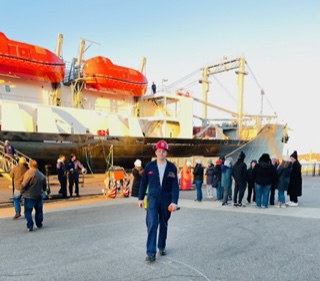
[137,200,144,208]
[168,203,177,212]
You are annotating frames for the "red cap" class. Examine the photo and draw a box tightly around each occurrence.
[153,140,169,151]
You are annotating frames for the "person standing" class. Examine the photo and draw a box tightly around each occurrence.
[247,160,257,204]
[252,153,277,208]
[137,140,179,263]
[131,159,143,197]
[213,159,223,201]
[221,157,233,206]
[232,151,247,207]
[276,155,292,208]
[56,154,67,198]
[3,140,15,158]
[269,155,279,205]
[193,159,204,202]
[67,153,86,197]
[20,160,47,231]
[205,159,215,199]
[9,157,28,219]
[286,150,302,207]
[151,82,157,94]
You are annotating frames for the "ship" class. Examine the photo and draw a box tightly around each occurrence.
[0,32,288,174]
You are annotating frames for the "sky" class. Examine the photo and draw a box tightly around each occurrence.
[1,0,319,156]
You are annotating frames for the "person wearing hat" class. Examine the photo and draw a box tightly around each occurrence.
[232,151,247,207]
[286,151,302,207]
[276,155,292,208]
[205,159,215,199]
[251,153,277,208]
[193,159,204,202]
[131,159,143,197]
[137,140,179,263]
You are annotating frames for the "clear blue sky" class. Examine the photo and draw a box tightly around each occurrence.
[1,0,319,156]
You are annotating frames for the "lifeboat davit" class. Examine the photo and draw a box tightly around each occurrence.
[0,32,64,83]
[82,56,148,97]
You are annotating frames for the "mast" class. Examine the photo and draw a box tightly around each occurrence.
[72,39,86,108]
[52,33,64,106]
[55,33,63,57]
[200,67,209,126]
[235,57,246,138]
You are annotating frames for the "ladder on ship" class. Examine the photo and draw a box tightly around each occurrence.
[0,142,32,181]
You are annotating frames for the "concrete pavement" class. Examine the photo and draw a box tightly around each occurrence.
[0,176,319,281]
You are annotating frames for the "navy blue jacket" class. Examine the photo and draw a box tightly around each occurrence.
[138,160,179,208]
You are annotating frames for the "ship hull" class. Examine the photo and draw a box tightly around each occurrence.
[0,123,285,173]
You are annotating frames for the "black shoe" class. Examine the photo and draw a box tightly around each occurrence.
[13,213,21,219]
[145,254,156,263]
[37,224,43,229]
[159,249,166,256]
[76,194,80,197]
[28,228,33,232]
[234,203,238,207]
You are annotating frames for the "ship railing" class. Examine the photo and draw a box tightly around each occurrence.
[0,143,32,174]
[63,59,84,86]
[0,151,17,174]
[301,162,320,177]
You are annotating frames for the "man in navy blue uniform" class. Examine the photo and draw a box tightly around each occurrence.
[137,140,179,263]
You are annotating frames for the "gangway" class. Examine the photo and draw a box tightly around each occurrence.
[0,141,32,180]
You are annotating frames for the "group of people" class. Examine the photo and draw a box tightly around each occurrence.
[193,150,302,209]
[9,157,47,231]
[9,148,86,232]
[56,153,86,198]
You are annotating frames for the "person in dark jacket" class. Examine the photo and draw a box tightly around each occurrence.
[232,151,247,207]
[56,154,67,198]
[10,157,28,219]
[137,140,179,263]
[131,159,143,197]
[221,157,233,206]
[193,159,204,202]
[205,159,215,199]
[20,160,47,231]
[252,153,277,208]
[286,150,302,207]
[269,155,279,205]
[67,153,86,197]
[213,159,223,200]
[246,160,257,204]
[276,155,292,208]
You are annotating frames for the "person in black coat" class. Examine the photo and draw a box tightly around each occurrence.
[252,153,277,208]
[246,159,257,204]
[286,150,302,206]
[131,159,143,197]
[232,151,247,207]
[193,159,204,202]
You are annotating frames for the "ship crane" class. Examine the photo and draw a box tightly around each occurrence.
[199,56,277,139]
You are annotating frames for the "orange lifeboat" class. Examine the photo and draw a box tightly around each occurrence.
[82,56,148,97]
[0,32,64,83]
